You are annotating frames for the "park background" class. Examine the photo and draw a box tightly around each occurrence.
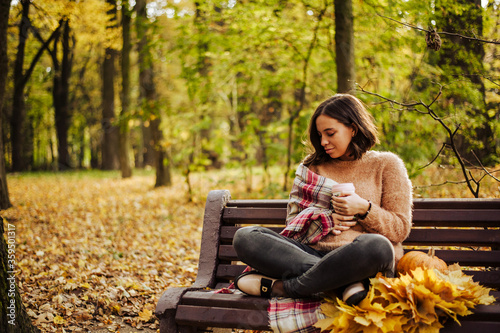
[0,0,499,332]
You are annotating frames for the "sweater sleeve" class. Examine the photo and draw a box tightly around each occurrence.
[359,153,413,243]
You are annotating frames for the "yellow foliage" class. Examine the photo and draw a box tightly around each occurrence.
[53,315,66,325]
[3,173,205,332]
[138,309,153,322]
[316,267,496,333]
[23,0,121,50]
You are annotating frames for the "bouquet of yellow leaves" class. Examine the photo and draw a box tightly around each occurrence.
[315,264,496,333]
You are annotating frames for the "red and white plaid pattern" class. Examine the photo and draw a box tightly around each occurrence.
[268,298,324,333]
[280,163,337,244]
[268,164,338,332]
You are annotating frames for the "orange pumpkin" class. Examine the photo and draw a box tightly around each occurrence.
[397,248,448,275]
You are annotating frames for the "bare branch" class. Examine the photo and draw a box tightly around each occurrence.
[472,151,500,182]
[357,85,425,109]
[377,13,500,45]
[413,180,469,189]
[419,143,447,170]
[484,76,500,87]
[428,85,442,108]
[358,86,486,197]
[378,14,428,33]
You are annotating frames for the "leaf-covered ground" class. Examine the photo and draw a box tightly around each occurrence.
[2,171,211,332]
[2,165,498,332]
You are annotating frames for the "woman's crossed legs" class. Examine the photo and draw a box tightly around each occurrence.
[233,226,394,298]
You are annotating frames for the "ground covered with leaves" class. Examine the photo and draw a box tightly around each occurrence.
[2,170,212,332]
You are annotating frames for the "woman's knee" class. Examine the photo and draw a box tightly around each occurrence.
[356,234,395,265]
[233,226,264,256]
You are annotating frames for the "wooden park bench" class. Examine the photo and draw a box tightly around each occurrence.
[155,190,500,333]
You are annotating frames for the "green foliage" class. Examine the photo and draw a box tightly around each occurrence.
[4,0,499,195]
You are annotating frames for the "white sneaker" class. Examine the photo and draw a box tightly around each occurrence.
[342,282,367,305]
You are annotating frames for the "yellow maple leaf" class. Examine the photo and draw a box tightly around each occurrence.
[138,308,153,322]
[320,302,339,318]
[314,316,336,331]
[53,315,66,325]
[80,282,91,289]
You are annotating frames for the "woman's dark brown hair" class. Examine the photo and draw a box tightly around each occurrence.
[303,94,379,166]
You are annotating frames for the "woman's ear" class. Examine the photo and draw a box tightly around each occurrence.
[351,124,358,137]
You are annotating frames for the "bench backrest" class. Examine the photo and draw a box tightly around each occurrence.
[196,191,500,290]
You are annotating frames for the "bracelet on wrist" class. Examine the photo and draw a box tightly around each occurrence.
[356,201,372,220]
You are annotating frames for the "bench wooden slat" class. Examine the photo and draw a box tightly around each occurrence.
[218,245,500,269]
[461,271,500,289]
[175,306,500,332]
[220,226,500,247]
[428,250,500,267]
[215,263,500,288]
[222,207,500,227]
[175,305,269,329]
[181,291,269,310]
[441,321,500,333]
[223,207,286,224]
[412,199,500,210]
[412,209,500,227]
[179,292,500,328]
[226,199,288,208]
[216,264,247,280]
[182,291,500,313]
[220,226,283,241]
[404,229,500,246]
[225,198,500,210]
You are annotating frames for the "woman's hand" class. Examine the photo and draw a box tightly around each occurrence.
[331,193,370,218]
[311,213,356,235]
[332,213,357,235]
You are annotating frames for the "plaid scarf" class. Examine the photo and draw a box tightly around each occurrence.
[280,163,337,244]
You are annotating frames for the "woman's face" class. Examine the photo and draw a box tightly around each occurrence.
[316,114,355,161]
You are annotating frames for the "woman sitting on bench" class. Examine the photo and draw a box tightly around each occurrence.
[233,93,412,305]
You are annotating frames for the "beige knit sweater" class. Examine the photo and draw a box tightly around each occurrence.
[308,150,413,262]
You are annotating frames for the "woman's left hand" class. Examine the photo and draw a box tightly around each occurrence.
[331,193,370,217]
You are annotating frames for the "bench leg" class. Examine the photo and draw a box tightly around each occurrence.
[159,309,179,333]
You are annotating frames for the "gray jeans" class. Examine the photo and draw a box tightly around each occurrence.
[233,226,395,298]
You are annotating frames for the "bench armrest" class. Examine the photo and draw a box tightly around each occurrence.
[191,190,231,289]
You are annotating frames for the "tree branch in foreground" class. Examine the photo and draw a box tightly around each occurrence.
[357,85,499,198]
[377,13,500,46]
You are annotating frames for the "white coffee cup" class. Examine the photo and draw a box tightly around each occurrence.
[332,183,355,197]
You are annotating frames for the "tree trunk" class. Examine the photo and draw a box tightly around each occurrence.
[141,124,155,167]
[101,0,119,170]
[335,0,355,93]
[52,20,73,170]
[0,0,12,209]
[101,48,119,170]
[136,0,171,186]
[135,1,155,170]
[151,117,171,187]
[119,0,132,178]
[434,0,494,165]
[10,0,30,172]
[1,1,38,330]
